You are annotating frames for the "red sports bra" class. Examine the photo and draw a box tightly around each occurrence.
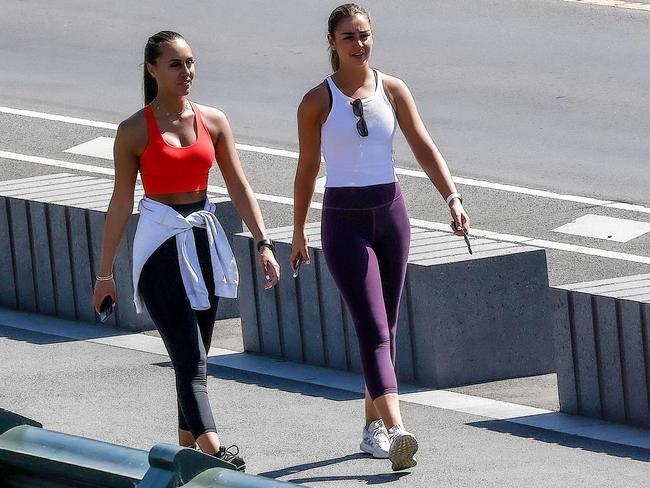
[139,102,215,195]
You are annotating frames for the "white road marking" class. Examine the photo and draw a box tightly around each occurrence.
[0,150,115,176]
[1,104,649,215]
[60,134,650,215]
[3,307,650,451]
[560,0,650,12]
[410,218,650,265]
[1,149,649,264]
[0,106,118,130]
[553,214,650,243]
[65,136,115,159]
[235,143,302,160]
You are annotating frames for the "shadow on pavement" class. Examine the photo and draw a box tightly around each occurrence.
[0,321,130,346]
[0,324,86,345]
[468,418,650,463]
[257,453,410,485]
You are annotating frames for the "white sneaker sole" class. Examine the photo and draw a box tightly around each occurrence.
[389,433,418,471]
[360,441,390,459]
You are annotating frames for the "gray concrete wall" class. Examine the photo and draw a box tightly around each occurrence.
[0,174,242,331]
[553,275,650,427]
[233,223,555,389]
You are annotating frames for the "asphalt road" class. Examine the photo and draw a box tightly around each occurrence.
[1,0,649,286]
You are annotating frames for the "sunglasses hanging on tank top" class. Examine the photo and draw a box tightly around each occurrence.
[351,99,368,137]
[350,70,378,138]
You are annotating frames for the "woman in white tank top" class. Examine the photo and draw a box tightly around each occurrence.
[291,3,471,471]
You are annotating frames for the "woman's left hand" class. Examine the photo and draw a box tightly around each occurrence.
[259,247,281,289]
[449,200,471,236]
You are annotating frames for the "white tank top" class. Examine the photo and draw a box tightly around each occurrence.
[321,70,398,188]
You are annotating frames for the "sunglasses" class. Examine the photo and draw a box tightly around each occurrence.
[351,99,368,137]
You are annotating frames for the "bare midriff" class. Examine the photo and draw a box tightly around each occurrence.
[146,189,208,205]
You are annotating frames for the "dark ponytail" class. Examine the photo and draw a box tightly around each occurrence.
[327,4,371,72]
[143,31,184,105]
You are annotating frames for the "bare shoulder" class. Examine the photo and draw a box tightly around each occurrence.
[380,73,410,99]
[299,81,329,123]
[193,103,229,140]
[194,103,227,125]
[116,109,147,153]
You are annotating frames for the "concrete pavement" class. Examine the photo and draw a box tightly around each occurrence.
[1,309,649,487]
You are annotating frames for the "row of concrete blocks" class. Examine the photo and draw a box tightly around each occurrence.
[232,222,555,389]
[553,274,650,427]
[0,173,241,331]
[0,409,299,487]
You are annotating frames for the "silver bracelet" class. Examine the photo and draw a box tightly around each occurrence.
[95,273,114,281]
[446,192,463,206]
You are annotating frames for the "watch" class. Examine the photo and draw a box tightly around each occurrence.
[256,238,275,254]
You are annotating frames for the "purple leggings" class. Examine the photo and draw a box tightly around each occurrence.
[321,182,410,400]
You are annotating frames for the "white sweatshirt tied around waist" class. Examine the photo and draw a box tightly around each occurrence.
[132,197,238,314]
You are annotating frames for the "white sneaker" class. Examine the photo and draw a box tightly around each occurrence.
[387,425,418,471]
[359,419,390,458]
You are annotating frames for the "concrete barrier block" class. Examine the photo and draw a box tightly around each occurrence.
[236,225,554,389]
[409,249,553,388]
[252,249,281,357]
[405,263,439,386]
[316,252,347,370]
[570,291,602,418]
[618,299,650,425]
[395,277,414,383]
[8,198,36,312]
[213,199,242,321]
[0,197,17,308]
[125,215,155,331]
[556,275,650,426]
[27,201,56,316]
[232,235,260,352]
[273,241,302,362]
[84,210,136,330]
[551,287,578,414]
[0,179,242,329]
[67,207,94,323]
[561,274,650,292]
[296,251,325,366]
[113,226,134,330]
[85,210,117,328]
[213,199,243,240]
[343,302,362,374]
[641,304,650,384]
[47,204,76,320]
[592,295,626,422]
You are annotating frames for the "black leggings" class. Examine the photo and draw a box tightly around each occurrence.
[138,200,219,438]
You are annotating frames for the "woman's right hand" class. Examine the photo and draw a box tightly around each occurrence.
[290,230,311,271]
[93,279,116,313]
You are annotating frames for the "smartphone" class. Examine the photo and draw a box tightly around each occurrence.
[292,257,303,279]
[98,296,114,323]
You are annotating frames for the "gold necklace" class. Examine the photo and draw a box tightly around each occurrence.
[155,101,189,118]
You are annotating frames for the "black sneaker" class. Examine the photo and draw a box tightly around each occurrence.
[213,445,246,471]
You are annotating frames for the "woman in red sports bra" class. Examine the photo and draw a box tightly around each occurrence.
[92,31,280,470]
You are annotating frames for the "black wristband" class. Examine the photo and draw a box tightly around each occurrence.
[256,238,275,254]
